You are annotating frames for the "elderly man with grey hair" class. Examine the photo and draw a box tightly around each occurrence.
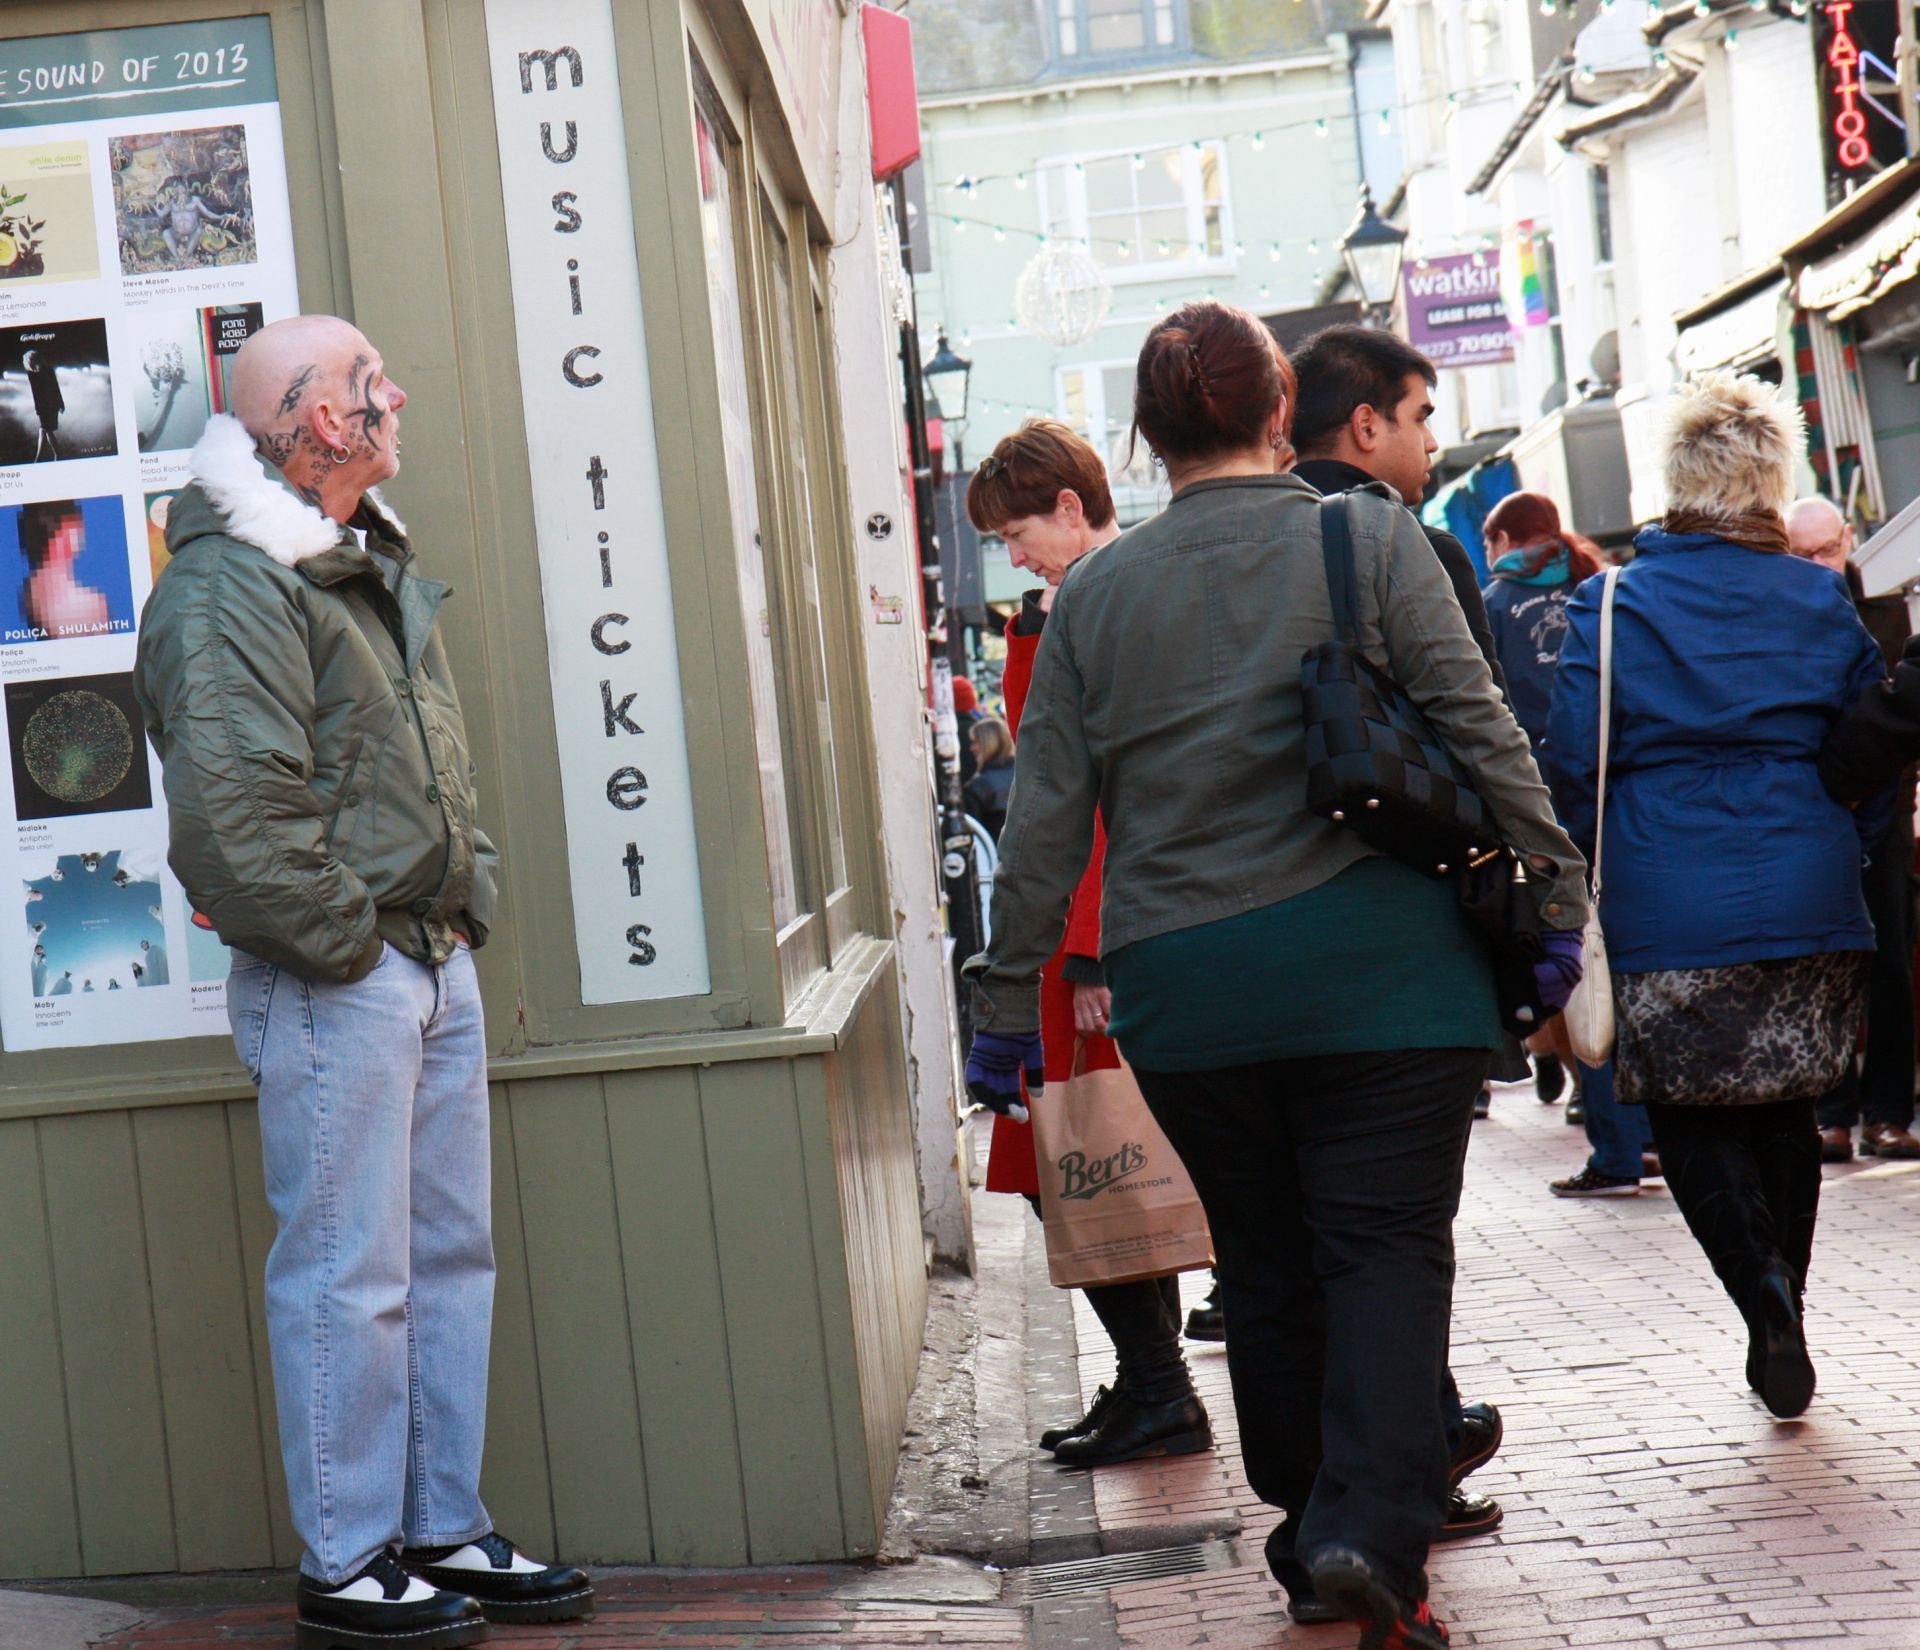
[134,316,592,1650]
[1788,495,1920,1165]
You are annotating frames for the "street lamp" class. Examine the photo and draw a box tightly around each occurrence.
[924,333,972,428]
[1340,186,1409,325]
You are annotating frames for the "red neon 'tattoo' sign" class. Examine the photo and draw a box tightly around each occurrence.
[1827,0,1870,168]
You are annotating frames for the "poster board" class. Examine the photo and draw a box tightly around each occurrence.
[0,16,298,1050]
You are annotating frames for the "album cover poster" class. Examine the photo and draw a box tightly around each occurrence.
[0,141,99,288]
[0,496,135,645]
[110,125,256,276]
[144,488,180,583]
[0,318,116,465]
[25,846,167,999]
[135,302,263,454]
[4,670,152,822]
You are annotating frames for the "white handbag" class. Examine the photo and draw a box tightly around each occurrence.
[1563,565,1620,1067]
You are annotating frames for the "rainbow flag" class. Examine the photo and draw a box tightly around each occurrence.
[1499,224,1551,328]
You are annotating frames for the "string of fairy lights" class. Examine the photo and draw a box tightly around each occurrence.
[930,0,1775,423]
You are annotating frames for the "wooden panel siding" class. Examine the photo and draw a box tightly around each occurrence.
[0,972,923,1579]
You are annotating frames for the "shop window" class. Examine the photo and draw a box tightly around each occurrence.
[693,99,802,933]
[1053,0,1183,60]
[759,194,850,960]
[1040,141,1230,284]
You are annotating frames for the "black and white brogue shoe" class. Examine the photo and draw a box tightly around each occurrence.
[401,1531,595,1624]
[294,1549,488,1649]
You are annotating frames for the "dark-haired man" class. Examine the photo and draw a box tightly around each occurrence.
[1287,324,1509,1551]
[1289,325,1505,696]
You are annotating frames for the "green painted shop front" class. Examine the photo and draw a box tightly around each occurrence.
[0,0,929,1579]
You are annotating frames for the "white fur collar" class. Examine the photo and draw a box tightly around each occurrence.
[187,413,407,567]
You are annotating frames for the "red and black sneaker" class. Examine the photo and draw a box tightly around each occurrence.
[1308,1545,1449,1650]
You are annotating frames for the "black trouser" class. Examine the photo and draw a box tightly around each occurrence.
[1133,1047,1486,1599]
[1646,1098,1822,1328]
[1024,1199,1195,1404]
[1816,810,1916,1131]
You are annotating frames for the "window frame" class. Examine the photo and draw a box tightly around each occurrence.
[1036,139,1235,286]
[1051,0,1188,62]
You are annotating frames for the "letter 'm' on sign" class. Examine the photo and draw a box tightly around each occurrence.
[488,0,709,1003]
[519,46,582,91]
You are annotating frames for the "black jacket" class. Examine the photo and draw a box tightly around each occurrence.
[1292,457,1508,697]
[1821,628,1920,805]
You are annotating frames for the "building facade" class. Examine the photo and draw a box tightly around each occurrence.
[908,0,1381,548]
[0,0,955,1580]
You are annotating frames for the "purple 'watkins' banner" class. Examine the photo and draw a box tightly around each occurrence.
[1402,253,1514,367]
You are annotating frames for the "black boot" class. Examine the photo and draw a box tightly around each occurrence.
[295,1551,488,1650]
[1039,1382,1122,1451]
[400,1532,593,1624]
[1051,1389,1211,1466]
[1534,1053,1565,1103]
[1752,1267,1815,1418]
[1184,1280,1224,1342]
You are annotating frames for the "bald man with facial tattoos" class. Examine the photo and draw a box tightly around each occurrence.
[134,316,591,1650]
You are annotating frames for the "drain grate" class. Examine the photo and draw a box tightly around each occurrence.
[1009,1542,1227,1599]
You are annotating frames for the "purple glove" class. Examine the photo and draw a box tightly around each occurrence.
[965,1030,1041,1123]
[1534,930,1584,1014]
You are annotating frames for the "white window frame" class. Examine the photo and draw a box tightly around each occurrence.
[1036,139,1235,286]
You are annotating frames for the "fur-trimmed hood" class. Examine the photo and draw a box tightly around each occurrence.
[186,412,406,568]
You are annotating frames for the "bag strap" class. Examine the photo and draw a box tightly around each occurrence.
[1319,494,1360,645]
[1592,565,1622,902]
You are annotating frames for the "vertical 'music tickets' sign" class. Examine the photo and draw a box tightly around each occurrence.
[484,0,711,1004]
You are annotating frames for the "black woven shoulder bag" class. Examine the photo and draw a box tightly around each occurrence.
[1300,493,1494,875]
[1299,493,1550,1031]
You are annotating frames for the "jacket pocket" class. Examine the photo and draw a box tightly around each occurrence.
[324,735,368,853]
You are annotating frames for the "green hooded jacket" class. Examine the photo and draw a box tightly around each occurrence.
[132,415,499,983]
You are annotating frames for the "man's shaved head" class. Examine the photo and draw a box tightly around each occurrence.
[230,313,367,440]
[1786,495,1851,575]
[226,314,407,521]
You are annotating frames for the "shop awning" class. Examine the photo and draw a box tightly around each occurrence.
[1797,184,1920,321]
[1674,272,1786,375]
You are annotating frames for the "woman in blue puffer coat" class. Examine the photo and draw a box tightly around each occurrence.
[1543,372,1888,1419]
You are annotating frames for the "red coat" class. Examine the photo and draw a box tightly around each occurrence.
[984,607,1119,1195]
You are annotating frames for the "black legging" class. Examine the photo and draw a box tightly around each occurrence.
[1025,1197,1195,1404]
[1645,1097,1822,1323]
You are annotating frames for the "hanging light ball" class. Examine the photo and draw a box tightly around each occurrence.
[1014,242,1113,348]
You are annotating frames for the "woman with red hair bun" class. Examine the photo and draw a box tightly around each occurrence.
[964,299,1587,1646]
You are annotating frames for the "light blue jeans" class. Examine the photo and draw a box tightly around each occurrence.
[230,941,495,1583]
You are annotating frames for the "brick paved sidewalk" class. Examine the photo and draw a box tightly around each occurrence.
[78,1076,1920,1649]
[1079,1081,1920,1648]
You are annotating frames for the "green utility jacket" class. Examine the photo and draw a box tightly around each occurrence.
[964,472,1588,1036]
[134,443,499,984]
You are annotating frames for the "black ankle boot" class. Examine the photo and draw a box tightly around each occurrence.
[1039,1382,1122,1451]
[1753,1268,1815,1418]
[295,1551,488,1650]
[1051,1389,1210,1466]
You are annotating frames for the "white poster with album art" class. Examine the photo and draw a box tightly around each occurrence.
[0,18,299,1050]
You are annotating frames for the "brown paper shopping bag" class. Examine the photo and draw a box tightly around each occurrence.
[1032,1043,1214,1289]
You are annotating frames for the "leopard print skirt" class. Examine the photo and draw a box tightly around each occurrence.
[1613,950,1871,1107]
